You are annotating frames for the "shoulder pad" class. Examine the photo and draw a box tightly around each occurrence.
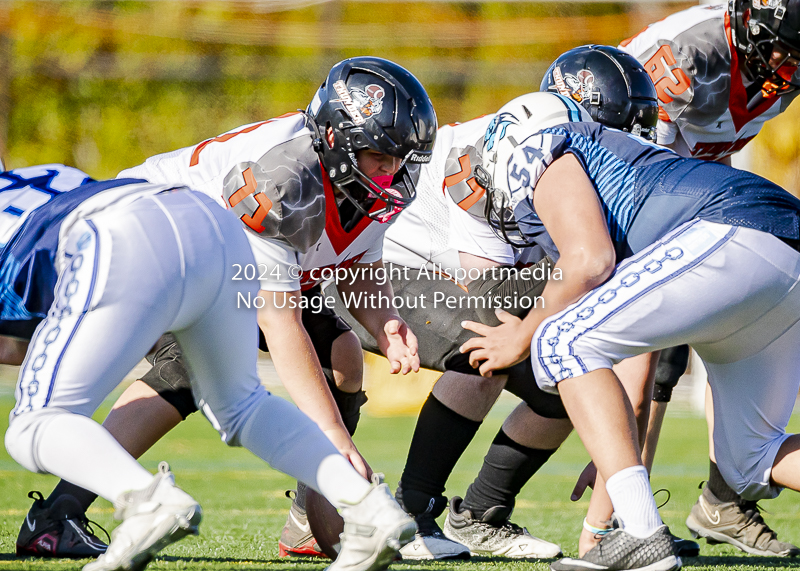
[443,139,484,218]
[222,136,325,253]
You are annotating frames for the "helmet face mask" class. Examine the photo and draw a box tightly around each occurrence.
[308,57,437,226]
[474,164,540,248]
[540,44,659,143]
[730,0,800,99]
[332,156,419,224]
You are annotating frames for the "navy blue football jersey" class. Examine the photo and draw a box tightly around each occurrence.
[508,122,800,261]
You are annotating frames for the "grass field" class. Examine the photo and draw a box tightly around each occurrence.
[2,380,800,571]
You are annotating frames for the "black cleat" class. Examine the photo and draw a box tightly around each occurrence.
[16,491,107,558]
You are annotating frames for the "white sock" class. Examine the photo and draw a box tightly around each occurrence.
[316,454,373,509]
[605,465,662,538]
[36,413,155,502]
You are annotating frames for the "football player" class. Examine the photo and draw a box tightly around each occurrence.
[329,46,694,560]
[2,165,416,571]
[619,0,800,555]
[13,57,438,559]
[461,90,800,571]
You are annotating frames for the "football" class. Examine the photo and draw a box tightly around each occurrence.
[306,488,344,559]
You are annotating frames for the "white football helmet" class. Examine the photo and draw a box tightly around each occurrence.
[477,92,591,246]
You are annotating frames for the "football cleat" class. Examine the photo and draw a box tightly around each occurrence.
[399,511,470,561]
[686,485,800,557]
[279,491,325,558]
[444,497,561,559]
[610,510,698,558]
[551,525,680,571]
[83,462,201,571]
[327,478,416,571]
[16,490,108,558]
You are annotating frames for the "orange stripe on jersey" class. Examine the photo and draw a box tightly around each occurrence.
[658,107,671,122]
[189,112,300,167]
[620,25,649,48]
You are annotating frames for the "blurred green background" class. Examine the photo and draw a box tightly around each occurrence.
[0,1,797,193]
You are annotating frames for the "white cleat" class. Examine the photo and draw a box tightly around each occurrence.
[83,462,202,571]
[444,497,562,559]
[399,532,471,560]
[326,478,416,571]
[399,512,471,560]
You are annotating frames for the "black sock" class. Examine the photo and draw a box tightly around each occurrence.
[706,459,740,503]
[398,394,482,514]
[461,428,557,519]
[43,480,98,512]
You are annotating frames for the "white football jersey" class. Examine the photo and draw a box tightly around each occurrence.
[119,113,388,292]
[620,4,799,160]
[383,115,517,275]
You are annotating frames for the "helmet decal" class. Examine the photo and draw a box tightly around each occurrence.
[484,112,518,152]
[560,69,597,103]
[552,67,572,99]
[350,84,386,118]
[332,80,366,126]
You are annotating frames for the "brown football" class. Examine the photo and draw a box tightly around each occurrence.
[306,488,343,560]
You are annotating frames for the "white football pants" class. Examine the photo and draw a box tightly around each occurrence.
[5,190,366,505]
[533,219,800,500]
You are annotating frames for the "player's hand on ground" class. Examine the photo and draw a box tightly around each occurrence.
[323,427,373,480]
[571,461,597,501]
[378,318,420,374]
[460,309,530,376]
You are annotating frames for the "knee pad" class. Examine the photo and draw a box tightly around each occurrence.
[327,377,368,436]
[653,345,690,403]
[141,333,197,419]
[504,360,568,419]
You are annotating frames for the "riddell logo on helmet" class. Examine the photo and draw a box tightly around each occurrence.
[350,84,386,118]
[407,152,431,163]
[333,80,366,126]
